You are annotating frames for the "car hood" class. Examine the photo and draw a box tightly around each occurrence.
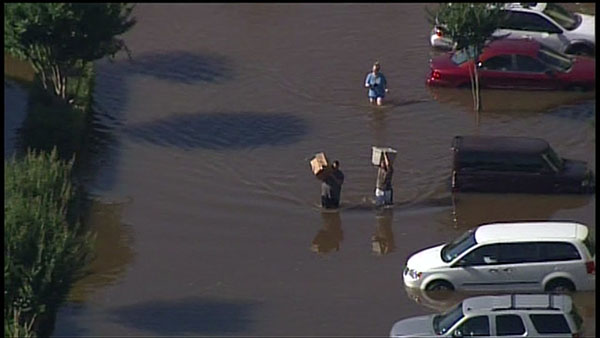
[571,13,595,42]
[566,56,596,82]
[390,315,437,337]
[562,158,589,179]
[407,244,448,271]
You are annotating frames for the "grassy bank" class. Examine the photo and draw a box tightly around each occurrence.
[4,149,94,337]
[4,56,96,337]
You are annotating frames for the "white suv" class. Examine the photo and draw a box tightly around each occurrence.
[403,221,595,292]
[390,294,584,337]
[430,3,595,56]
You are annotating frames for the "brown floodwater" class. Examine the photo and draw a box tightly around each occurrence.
[6,3,593,336]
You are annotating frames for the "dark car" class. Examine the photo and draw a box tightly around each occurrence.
[451,135,595,194]
[426,38,595,91]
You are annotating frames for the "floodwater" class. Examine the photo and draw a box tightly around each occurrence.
[6,3,594,336]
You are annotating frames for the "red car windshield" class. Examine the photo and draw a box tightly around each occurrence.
[451,46,476,65]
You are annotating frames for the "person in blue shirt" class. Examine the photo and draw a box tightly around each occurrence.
[364,61,389,106]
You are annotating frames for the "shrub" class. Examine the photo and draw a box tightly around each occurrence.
[4,148,93,337]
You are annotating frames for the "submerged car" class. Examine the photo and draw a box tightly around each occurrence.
[430,2,595,56]
[390,294,584,337]
[427,38,595,91]
[402,221,596,293]
[451,135,595,194]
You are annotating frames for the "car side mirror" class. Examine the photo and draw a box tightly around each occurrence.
[453,259,467,267]
[453,329,463,338]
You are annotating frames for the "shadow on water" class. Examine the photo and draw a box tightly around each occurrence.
[123,111,309,150]
[109,297,258,335]
[123,51,234,84]
[78,51,237,189]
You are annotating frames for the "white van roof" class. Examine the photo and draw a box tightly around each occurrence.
[463,294,572,314]
[475,221,589,244]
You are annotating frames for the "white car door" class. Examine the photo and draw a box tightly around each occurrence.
[449,244,512,291]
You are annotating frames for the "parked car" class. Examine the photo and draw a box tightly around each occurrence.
[390,294,584,337]
[430,3,595,56]
[451,135,595,194]
[426,38,595,91]
[402,221,596,292]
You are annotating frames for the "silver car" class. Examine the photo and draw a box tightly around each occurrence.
[390,294,584,337]
[430,3,595,56]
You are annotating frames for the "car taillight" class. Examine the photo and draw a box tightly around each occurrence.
[585,261,595,274]
[432,70,441,79]
[435,28,443,37]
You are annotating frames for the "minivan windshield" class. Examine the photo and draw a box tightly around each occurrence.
[433,303,464,335]
[441,229,477,263]
[537,46,573,72]
[543,3,581,31]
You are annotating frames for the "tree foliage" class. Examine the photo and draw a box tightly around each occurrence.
[427,3,506,112]
[4,3,136,101]
[4,149,94,337]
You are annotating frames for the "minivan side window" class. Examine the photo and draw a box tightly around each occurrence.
[497,242,539,264]
[538,242,581,262]
[459,245,500,266]
[457,316,490,336]
[529,314,571,334]
[496,314,526,336]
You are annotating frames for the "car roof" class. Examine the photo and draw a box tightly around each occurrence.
[463,294,572,315]
[453,135,550,155]
[474,221,589,244]
[481,38,542,59]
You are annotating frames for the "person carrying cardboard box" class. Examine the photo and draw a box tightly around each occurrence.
[375,153,394,207]
[321,160,344,209]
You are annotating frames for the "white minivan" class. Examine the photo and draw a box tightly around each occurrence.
[403,221,595,292]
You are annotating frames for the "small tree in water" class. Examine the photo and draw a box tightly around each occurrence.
[4,3,136,102]
[427,3,506,112]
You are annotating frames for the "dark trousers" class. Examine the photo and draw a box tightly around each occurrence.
[321,196,339,209]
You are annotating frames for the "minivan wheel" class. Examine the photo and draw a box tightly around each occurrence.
[425,280,454,291]
[545,279,575,293]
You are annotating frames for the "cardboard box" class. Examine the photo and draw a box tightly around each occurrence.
[372,147,397,166]
[310,152,332,180]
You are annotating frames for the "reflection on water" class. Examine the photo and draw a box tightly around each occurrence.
[451,193,592,229]
[4,53,35,84]
[68,199,134,303]
[404,287,596,336]
[372,208,395,255]
[311,211,343,254]
[428,87,595,115]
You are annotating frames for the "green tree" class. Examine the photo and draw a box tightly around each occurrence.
[4,3,136,101]
[427,3,506,112]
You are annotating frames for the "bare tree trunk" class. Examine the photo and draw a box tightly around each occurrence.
[473,55,482,113]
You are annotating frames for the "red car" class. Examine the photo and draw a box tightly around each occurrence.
[426,38,595,91]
